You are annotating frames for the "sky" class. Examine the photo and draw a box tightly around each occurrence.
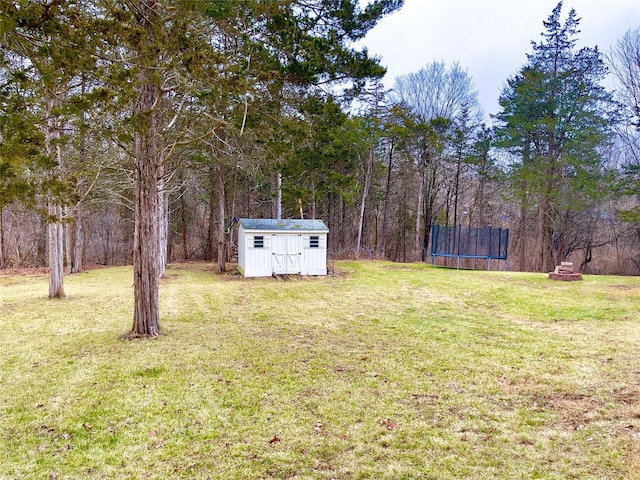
[357,0,640,121]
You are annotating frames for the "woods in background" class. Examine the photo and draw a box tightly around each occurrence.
[1,1,639,285]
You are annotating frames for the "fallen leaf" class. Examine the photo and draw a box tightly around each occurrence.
[269,435,280,444]
[379,418,398,430]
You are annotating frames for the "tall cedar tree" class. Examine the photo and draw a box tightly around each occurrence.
[98,0,403,337]
[494,2,614,272]
[0,66,47,269]
[0,0,95,296]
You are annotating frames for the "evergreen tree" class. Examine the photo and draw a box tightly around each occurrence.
[494,2,616,272]
[0,0,97,296]
[1,0,403,332]
[0,65,47,269]
[103,0,403,337]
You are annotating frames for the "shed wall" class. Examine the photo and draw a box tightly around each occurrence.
[301,234,327,275]
[238,225,327,277]
[238,226,273,277]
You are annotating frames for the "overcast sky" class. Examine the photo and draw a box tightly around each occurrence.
[357,0,640,121]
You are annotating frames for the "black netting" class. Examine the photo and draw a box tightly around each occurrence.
[431,225,509,260]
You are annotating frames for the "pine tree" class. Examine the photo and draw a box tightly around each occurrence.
[0,0,97,296]
[494,2,615,272]
[97,0,404,337]
[0,68,46,269]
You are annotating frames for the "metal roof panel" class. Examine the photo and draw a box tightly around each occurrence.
[239,218,328,232]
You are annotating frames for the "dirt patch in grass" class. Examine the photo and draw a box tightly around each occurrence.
[381,264,421,271]
[534,386,640,435]
[0,264,112,277]
[216,268,352,281]
[608,284,638,291]
[328,267,352,278]
[542,392,605,430]
[0,266,50,276]
[614,386,640,406]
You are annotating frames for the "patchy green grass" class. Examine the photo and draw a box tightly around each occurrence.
[1,261,639,479]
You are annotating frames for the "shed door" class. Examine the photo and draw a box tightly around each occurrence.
[272,234,302,274]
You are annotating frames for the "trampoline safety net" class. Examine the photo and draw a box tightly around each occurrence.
[430,225,509,260]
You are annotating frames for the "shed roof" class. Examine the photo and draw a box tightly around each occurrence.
[239,218,328,232]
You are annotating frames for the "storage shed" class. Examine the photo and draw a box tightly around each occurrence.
[237,218,329,277]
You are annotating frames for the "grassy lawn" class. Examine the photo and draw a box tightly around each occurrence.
[1,261,639,479]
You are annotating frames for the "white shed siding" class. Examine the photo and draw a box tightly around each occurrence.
[237,219,328,277]
[238,226,246,274]
[238,228,273,277]
[301,234,327,275]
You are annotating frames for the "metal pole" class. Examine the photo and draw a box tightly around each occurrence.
[488,226,493,260]
[276,172,282,220]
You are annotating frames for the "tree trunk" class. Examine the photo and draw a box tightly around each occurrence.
[157,172,169,278]
[227,165,238,263]
[310,181,317,220]
[415,157,425,260]
[69,80,87,275]
[130,34,162,337]
[131,111,161,334]
[48,199,66,299]
[518,137,532,272]
[65,213,72,274]
[518,200,527,271]
[180,197,189,261]
[380,141,393,258]
[452,156,462,228]
[337,193,344,253]
[421,148,438,262]
[402,184,409,263]
[356,148,373,257]
[0,207,5,269]
[72,203,84,273]
[207,164,216,261]
[535,196,548,272]
[45,96,66,299]
[444,184,451,227]
[65,201,84,274]
[102,220,111,265]
[132,145,161,336]
[217,161,226,273]
[276,172,282,220]
[536,166,556,272]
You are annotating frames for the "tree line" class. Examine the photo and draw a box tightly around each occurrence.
[1,1,639,335]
